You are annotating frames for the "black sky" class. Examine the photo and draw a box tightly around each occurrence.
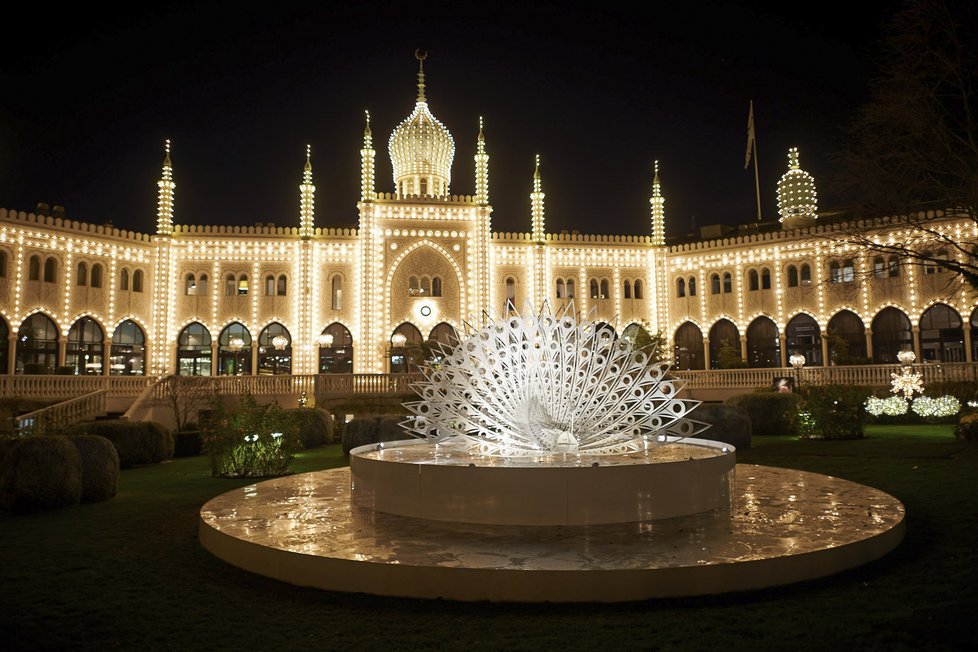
[0,0,893,237]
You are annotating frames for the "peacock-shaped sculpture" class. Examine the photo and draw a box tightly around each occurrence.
[403,305,706,457]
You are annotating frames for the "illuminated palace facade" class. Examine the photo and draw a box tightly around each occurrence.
[1,65,976,379]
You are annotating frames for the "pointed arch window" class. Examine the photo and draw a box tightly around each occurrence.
[677,278,686,298]
[420,276,431,296]
[687,277,696,296]
[186,273,197,295]
[77,262,88,286]
[623,280,631,299]
[225,274,236,296]
[556,279,566,299]
[723,272,732,293]
[800,264,812,285]
[760,268,771,290]
[265,274,276,296]
[409,276,420,295]
[787,265,798,287]
[331,275,343,310]
[431,276,442,297]
[43,257,57,282]
[237,274,249,295]
[873,256,886,278]
[887,256,900,278]
[505,277,517,314]
[277,274,287,296]
[634,279,643,299]
[566,278,575,298]
[600,279,609,299]
[28,255,41,281]
[120,268,130,291]
[590,278,599,299]
[748,269,759,291]
[0,249,6,278]
[90,263,103,288]
[711,273,721,294]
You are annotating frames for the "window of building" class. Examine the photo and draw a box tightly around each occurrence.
[600,279,609,298]
[590,278,599,299]
[505,277,516,314]
[723,272,732,293]
[677,278,686,298]
[77,262,88,286]
[623,280,631,299]
[566,278,575,298]
[556,279,565,298]
[0,250,6,277]
[830,261,841,283]
[634,279,643,299]
[873,256,886,279]
[265,274,276,296]
[887,255,899,278]
[186,273,197,295]
[842,259,855,282]
[431,276,442,297]
[43,257,57,282]
[420,276,431,295]
[277,274,287,296]
[409,276,420,295]
[761,268,771,290]
[748,269,759,291]
[711,273,721,294]
[29,255,41,281]
[237,274,249,295]
[225,274,236,295]
[688,277,696,296]
[120,268,129,291]
[90,263,103,288]
[800,263,812,285]
[331,275,343,310]
[787,265,798,287]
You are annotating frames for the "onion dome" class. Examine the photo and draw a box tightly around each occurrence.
[777,147,818,225]
[388,52,455,197]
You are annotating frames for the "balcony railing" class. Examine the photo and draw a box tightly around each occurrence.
[14,390,107,435]
[671,362,978,389]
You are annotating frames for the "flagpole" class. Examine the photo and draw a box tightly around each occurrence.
[753,132,762,222]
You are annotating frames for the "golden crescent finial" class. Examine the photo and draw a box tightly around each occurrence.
[415,49,427,62]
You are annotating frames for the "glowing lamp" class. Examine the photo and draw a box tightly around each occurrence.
[897,350,916,366]
[228,337,245,353]
[391,333,408,348]
[272,335,290,351]
[789,354,805,369]
[317,333,334,348]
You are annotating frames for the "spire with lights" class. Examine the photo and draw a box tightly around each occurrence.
[299,145,316,238]
[474,117,489,205]
[777,147,818,226]
[531,155,545,243]
[650,160,665,246]
[361,110,376,202]
[156,140,175,235]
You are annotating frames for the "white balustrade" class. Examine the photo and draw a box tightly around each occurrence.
[15,390,107,435]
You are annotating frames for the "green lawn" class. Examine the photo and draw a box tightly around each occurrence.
[2,426,976,651]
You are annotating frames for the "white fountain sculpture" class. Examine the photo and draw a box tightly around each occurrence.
[403,304,706,457]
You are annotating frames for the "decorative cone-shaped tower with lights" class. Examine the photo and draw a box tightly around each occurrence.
[361,111,375,202]
[777,147,817,228]
[299,145,315,238]
[650,160,665,246]
[475,117,489,206]
[156,140,175,236]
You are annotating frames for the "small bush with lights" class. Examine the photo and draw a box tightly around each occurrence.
[203,394,300,478]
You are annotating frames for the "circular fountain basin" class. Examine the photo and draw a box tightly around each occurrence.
[349,437,735,526]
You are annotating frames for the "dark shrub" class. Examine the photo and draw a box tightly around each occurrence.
[289,409,336,448]
[799,384,870,440]
[63,420,174,468]
[693,404,751,449]
[342,418,377,454]
[174,431,203,457]
[725,393,802,436]
[22,363,49,375]
[0,436,82,513]
[377,415,411,443]
[955,414,978,441]
[68,435,119,503]
[55,366,75,375]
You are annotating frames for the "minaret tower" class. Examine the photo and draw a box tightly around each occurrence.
[650,160,665,246]
[156,140,175,235]
[361,110,375,202]
[299,145,316,238]
[531,155,545,243]
[475,117,489,205]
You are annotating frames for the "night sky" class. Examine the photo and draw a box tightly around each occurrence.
[1,0,892,238]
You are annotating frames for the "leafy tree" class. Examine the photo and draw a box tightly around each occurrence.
[716,339,746,369]
[830,0,978,291]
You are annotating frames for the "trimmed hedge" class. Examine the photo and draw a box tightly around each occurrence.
[289,409,336,448]
[725,393,802,436]
[799,384,870,440]
[693,404,751,449]
[174,431,203,457]
[63,420,174,468]
[0,436,82,513]
[68,435,120,503]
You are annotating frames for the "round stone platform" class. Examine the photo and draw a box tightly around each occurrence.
[199,464,905,602]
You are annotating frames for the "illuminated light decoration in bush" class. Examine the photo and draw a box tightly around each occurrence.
[911,395,961,418]
[776,147,817,224]
[865,395,909,416]
[388,52,455,197]
[403,304,706,457]
[890,367,924,400]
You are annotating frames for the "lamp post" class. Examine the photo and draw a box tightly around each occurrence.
[789,353,805,389]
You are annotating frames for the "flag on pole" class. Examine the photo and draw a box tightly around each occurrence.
[744,100,755,169]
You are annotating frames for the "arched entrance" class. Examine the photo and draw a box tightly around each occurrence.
[746,316,780,368]
[110,320,145,375]
[17,313,58,373]
[827,310,866,364]
[318,323,353,373]
[218,322,253,375]
[919,304,964,362]
[785,314,822,366]
[258,323,292,375]
[708,319,741,369]
[177,322,212,376]
[390,322,423,373]
[673,322,704,370]
[872,307,912,364]
[67,316,105,375]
